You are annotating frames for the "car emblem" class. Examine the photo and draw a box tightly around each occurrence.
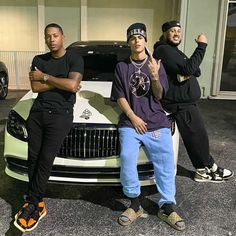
[80,109,92,120]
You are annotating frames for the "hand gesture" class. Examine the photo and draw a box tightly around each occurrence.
[148,55,161,80]
[195,33,207,44]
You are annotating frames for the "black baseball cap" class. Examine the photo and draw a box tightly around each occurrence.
[162,20,181,32]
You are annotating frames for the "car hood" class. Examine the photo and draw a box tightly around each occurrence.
[74,81,121,124]
[13,81,121,124]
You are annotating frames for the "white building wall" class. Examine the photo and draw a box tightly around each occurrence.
[0,0,180,89]
[181,0,220,97]
[0,0,38,51]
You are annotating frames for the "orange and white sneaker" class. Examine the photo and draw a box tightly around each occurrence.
[14,201,47,232]
[14,202,36,232]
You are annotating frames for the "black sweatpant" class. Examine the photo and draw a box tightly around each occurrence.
[171,104,214,169]
[26,110,73,204]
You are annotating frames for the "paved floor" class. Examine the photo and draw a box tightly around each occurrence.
[0,91,235,236]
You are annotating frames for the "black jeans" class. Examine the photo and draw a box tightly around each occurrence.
[171,104,214,169]
[26,110,73,204]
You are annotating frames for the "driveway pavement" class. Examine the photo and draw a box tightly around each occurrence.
[0,91,235,236]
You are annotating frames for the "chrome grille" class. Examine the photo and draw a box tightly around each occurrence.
[58,124,119,159]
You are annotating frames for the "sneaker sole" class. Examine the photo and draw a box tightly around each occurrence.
[194,177,224,183]
[14,213,20,220]
[14,220,27,232]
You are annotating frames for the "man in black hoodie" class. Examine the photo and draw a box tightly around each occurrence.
[153,20,234,183]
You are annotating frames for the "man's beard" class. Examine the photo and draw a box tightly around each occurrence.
[166,38,181,46]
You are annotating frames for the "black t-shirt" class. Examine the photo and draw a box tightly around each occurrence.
[31,48,84,112]
[111,57,170,131]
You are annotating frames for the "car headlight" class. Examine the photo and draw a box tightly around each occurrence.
[7,110,28,141]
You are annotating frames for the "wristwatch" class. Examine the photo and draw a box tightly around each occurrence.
[43,74,49,82]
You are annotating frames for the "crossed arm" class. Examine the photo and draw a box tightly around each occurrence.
[29,68,82,93]
[153,33,207,82]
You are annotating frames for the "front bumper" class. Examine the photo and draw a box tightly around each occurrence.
[5,155,155,186]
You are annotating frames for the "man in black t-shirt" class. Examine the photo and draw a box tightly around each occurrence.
[14,23,84,233]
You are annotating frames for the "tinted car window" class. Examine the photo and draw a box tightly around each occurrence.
[68,43,130,81]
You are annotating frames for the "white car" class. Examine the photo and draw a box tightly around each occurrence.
[4,41,179,186]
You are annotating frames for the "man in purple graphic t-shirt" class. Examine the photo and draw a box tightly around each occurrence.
[110,23,186,231]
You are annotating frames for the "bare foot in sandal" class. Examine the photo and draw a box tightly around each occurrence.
[118,207,143,226]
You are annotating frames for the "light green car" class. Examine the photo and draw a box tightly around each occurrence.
[4,41,179,186]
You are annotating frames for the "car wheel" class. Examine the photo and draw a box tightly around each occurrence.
[0,72,8,100]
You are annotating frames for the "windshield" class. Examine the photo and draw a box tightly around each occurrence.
[72,44,130,81]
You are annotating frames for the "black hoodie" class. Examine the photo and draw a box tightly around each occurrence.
[153,39,207,113]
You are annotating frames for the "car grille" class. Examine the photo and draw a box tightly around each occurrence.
[58,123,119,159]
[58,116,175,159]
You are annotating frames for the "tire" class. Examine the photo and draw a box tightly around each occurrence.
[0,72,8,100]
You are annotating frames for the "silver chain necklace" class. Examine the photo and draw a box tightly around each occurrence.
[130,56,148,74]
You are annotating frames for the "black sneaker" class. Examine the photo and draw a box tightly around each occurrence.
[194,163,234,183]
[26,201,47,232]
[14,202,36,232]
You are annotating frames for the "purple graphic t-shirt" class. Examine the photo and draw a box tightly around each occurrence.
[111,57,170,131]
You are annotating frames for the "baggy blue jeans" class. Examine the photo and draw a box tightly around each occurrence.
[119,127,176,207]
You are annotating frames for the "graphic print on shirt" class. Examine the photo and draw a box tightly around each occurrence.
[129,71,150,97]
